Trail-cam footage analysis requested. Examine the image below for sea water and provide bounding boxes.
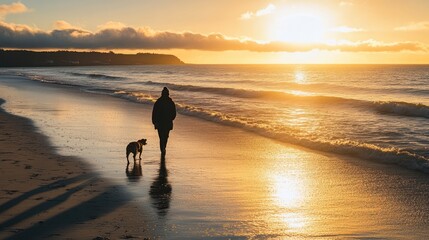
[2,64,429,172]
[2,65,429,238]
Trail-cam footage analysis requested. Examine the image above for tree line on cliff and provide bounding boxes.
[0,49,184,67]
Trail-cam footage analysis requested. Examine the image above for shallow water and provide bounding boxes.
[1,64,429,173]
[1,75,429,239]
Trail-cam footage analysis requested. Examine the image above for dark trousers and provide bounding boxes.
[157,128,170,153]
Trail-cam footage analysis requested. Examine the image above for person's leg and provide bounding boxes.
[157,128,170,154]
[162,130,170,151]
[157,129,164,153]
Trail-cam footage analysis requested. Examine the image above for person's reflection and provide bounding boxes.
[125,160,142,182]
[149,156,172,216]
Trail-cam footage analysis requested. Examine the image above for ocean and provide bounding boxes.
[2,64,428,173]
[2,64,429,238]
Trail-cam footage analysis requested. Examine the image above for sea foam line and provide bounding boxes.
[63,71,126,80]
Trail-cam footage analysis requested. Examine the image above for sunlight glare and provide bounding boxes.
[288,90,312,96]
[294,72,306,83]
[266,152,311,232]
[269,7,328,44]
[281,212,308,229]
[283,108,310,128]
[273,174,303,208]
[275,14,325,43]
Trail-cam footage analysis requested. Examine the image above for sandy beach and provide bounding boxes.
[1,75,429,239]
[0,102,154,239]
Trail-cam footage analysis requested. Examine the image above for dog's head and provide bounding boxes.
[138,139,147,145]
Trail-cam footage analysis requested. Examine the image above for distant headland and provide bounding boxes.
[0,49,185,67]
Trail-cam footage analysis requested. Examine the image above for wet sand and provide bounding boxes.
[0,100,154,239]
[1,75,429,239]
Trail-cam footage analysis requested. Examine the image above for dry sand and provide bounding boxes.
[0,101,152,239]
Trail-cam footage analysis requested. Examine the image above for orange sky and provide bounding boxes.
[1,0,429,64]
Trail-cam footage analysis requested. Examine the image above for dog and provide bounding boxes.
[126,139,147,162]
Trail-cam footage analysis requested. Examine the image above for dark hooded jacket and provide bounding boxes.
[152,94,176,130]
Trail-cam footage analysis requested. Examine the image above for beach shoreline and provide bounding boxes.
[0,99,154,239]
[1,74,429,239]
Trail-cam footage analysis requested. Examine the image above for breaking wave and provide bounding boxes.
[143,81,429,119]
[373,101,429,118]
[112,90,429,174]
[64,71,126,80]
[23,73,429,120]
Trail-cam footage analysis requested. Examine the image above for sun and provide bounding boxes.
[269,10,328,44]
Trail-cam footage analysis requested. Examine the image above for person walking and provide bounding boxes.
[152,87,176,157]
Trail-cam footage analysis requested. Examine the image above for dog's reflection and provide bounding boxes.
[149,156,172,216]
[126,160,142,182]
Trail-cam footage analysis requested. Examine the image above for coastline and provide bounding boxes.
[0,49,185,67]
[1,74,429,238]
[0,99,153,239]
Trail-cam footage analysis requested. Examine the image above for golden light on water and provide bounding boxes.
[266,151,311,232]
[289,90,312,96]
[271,173,310,231]
[294,72,306,83]
[272,174,304,208]
[280,212,308,230]
[284,108,310,128]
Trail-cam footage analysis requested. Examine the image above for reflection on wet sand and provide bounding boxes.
[150,156,172,216]
[265,151,311,234]
[125,160,142,182]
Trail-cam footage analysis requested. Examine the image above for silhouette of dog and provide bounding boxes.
[126,139,147,162]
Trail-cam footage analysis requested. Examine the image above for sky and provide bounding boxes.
[1,0,429,64]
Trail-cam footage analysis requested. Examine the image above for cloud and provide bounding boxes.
[395,22,429,31]
[240,12,253,20]
[325,39,427,52]
[54,20,84,30]
[240,4,276,20]
[331,26,364,33]
[0,21,426,53]
[0,21,37,33]
[52,20,91,37]
[256,3,276,17]
[97,21,127,30]
[0,2,28,19]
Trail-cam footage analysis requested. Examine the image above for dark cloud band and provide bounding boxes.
[0,22,426,52]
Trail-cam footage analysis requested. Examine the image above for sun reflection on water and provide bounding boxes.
[283,108,309,127]
[294,72,306,84]
[273,174,303,209]
[266,152,311,232]
[270,172,310,231]
[281,212,308,229]
[288,90,313,96]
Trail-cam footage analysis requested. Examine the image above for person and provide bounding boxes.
[152,87,176,156]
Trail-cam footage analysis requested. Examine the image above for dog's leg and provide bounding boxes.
[126,151,130,163]
[139,150,142,160]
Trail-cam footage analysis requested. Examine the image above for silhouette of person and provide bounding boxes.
[152,87,176,156]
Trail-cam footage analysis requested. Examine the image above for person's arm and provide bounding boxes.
[152,101,158,129]
[171,101,177,120]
